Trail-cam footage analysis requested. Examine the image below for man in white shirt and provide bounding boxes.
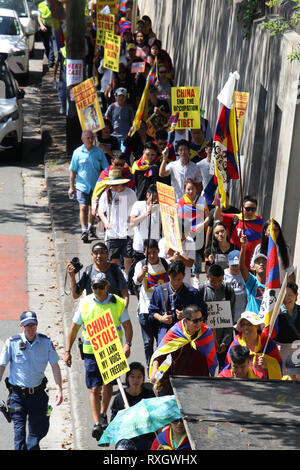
[159,139,203,201]
[98,169,137,275]
[197,140,213,192]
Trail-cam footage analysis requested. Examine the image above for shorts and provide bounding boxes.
[107,237,134,260]
[76,189,93,206]
[83,353,117,388]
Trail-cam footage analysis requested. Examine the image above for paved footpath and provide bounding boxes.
[41,67,146,450]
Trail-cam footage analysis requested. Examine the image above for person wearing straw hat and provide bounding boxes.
[225,311,282,379]
[98,169,137,277]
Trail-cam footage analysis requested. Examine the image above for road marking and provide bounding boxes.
[0,234,28,320]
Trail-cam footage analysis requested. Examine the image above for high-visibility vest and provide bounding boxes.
[60,46,66,65]
[38,1,52,27]
[80,294,126,354]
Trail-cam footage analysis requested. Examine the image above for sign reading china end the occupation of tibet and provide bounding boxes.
[171,86,200,129]
[206,301,233,329]
[85,309,129,385]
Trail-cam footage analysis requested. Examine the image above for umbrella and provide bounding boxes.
[98,395,181,445]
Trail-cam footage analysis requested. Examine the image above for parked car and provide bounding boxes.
[0,0,38,53]
[0,57,25,160]
[0,8,30,82]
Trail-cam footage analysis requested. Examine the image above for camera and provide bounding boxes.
[0,400,11,423]
[70,257,83,274]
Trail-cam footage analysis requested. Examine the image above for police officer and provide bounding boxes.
[64,272,133,441]
[0,311,63,450]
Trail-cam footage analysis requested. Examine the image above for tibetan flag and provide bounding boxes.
[177,194,206,233]
[168,112,179,132]
[212,189,222,207]
[148,57,158,86]
[203,174,218,206]
[131,155,159,177]
[119,18,131,36]
[156,426,191,450]
[146,271,169,291]
[130,59,157,136]
[92,164,135,202]
[149,320,218,381]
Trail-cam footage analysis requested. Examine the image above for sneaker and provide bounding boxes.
[88,226,97,239]
[100,413,108,430]
[92,423,103,441]
[80,231,89,243]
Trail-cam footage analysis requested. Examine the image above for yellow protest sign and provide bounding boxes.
[73,78,105,133]
[171,86,201,129]
[85,309,130,385]
[96,12,115,46]
[234,91,249,139]
[104,32,121,72]
[96,0,118,15]
[157,182,182,253]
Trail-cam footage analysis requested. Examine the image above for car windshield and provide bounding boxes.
[0,16,20,35]
[0,0,27,17]
[0,64,15,99]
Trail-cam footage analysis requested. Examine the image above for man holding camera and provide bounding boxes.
[0,311,63,450]
[64,272,133,442]
[66,242,129,307]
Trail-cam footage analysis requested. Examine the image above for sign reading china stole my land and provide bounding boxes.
[96,12,115,47]
[73,78,105,133]
[85,309,130,385]
[171,86,201,129]
[104,32,121,72]
[157,182,182,254]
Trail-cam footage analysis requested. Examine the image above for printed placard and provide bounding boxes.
[234,91,249,139]
[73,78,105,132]
[96,12,115,47]
[171,86,201,129]
[206,301,233,329]
[66,59,83,87]
[104,32,121,72]
[157,182,182,254]
[131,61,146,74]
[96,0,118,15]
[85,309,130,385]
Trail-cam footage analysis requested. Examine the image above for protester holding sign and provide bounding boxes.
[64,272,133,441]
[199,264,235,369]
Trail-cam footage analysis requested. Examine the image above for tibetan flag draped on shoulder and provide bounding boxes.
[130,59,157,137]
[259,218,288,348]
[213,71,240,208]
[149,320,218,383]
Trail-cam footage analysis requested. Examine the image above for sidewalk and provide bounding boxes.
[41,69,144,450]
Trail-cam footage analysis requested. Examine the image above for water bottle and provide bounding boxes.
[46,405,53,417]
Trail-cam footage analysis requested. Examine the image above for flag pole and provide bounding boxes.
[234,106,246,233]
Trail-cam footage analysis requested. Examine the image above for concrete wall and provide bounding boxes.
[140,0,300,284]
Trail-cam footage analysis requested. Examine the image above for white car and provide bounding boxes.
[0,8,30,81]
[0,0,37,52]
[0,59,24,160]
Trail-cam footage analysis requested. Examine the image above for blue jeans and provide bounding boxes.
[138,313,157,369]
[10,390,50,450]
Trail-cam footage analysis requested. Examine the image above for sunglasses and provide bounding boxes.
[113,162,125,167]
[187,317,202,324]
[244,206,256,212]
[92,283,107,290]
[159,70,167,73]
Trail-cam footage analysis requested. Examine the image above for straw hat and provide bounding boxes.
[234,311,265,332]
[103,169,130,185]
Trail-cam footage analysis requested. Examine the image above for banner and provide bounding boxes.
[234,91,249,139]
[171,86,201,129]
[104,32,121,72]
[96,12,115,47]
[96,0,118,15]
[73,78,105,132]
[157,182,182,253]
[205,301,233,329]
[85,308,130,385]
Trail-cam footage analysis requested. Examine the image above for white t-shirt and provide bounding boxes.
[158,236,195,286]
[130,201,161,253]
[166,160,202,201]
[197,158,212,190]
[98,187,137,239]
[133,259,168,313]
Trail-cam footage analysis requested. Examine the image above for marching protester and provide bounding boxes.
[224,250,248,324]
[0,312,63,450]
[218,345,263,379]
[64,272,133,441]
[68,130,108,243]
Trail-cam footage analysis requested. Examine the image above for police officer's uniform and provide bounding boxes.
[0,312,60,450]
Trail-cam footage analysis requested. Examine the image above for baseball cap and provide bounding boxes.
[234,311,264,332]
[251,252,267,267]
[115,87,127,96]
[227,250,240,266]
[91,272,108,287]
[20,311,38,326]
[285,354,300,376]
[127,43,136,51]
